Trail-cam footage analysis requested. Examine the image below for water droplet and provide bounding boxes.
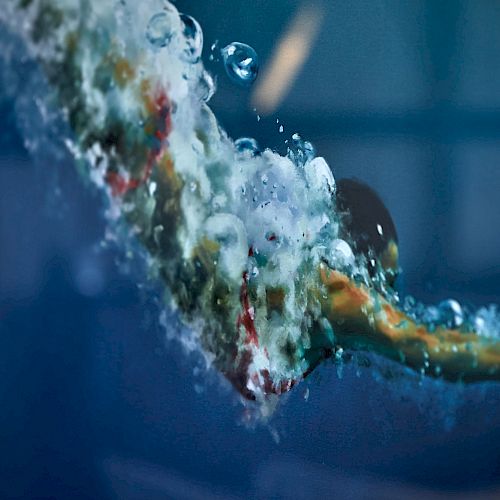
[221,42,259,86]
[146,11,176,48]
[235,137,260,157]
[288,133,315,166]
[179,13,203,63]
[438,299,464,329]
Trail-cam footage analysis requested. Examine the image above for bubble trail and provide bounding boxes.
[0,0,499,414]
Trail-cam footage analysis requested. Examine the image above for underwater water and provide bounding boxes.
[0,0,500,498]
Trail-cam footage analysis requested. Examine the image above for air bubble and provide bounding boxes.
[438,299,464,329]
[235,137,260,157]
[330,239,355,267]
[179,13,203,63]
[146,11,176,48]
[221,42,259,86]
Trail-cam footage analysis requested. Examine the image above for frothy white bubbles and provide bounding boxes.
[288,133,315,166]
[473,305,500,338]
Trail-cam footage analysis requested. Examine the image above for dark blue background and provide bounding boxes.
[1,1,500,498]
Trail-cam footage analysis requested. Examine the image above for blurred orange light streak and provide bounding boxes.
[251,3,323,114]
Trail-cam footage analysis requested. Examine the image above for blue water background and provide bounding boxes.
[1,1,499,498]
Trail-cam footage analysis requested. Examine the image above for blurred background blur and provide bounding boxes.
[1,0,499,498]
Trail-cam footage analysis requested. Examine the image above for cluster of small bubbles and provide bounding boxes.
[179,13,203,63]
[287,133,315,166]
[472,305,499,338]
[473,315,485,334]
[401,295,432,325]
[402,296,425,322]
[402,297,467,332]
[422,305,441,331]
[438,299,464,329]
[146,11,176,48]
[234,137,261,157]
[221,42,259,86]
[403,295,416,310]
